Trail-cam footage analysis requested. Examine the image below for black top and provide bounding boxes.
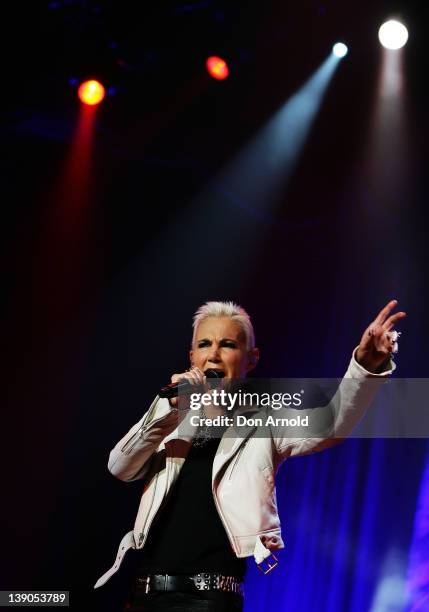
[137,436,247,579]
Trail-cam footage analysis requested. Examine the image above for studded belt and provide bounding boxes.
[136,573,244,596]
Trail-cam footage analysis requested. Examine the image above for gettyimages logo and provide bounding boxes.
[188,388,304,411]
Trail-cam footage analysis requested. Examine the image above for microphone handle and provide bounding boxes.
[159,378,196,399]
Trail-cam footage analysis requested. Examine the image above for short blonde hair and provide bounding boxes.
[192,301,255,349]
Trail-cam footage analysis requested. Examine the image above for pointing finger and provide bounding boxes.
[374,300,398,326]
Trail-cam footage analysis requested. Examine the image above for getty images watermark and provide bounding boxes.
[187,388,307,428]
[175,378,429,439]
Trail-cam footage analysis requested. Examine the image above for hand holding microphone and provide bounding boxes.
[160,367,225,407]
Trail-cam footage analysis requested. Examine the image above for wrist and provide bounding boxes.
[355,349,391,374]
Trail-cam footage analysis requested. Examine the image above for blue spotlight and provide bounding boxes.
[216,52,341,220]
[333,42,348,58]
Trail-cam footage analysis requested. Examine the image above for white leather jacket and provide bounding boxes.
[94,350,394,588]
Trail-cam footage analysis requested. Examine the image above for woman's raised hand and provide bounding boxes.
[355,300,406,373]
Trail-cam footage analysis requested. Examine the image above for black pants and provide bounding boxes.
[123,590,244,612]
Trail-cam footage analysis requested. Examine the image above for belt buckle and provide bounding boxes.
[193,573,212,591]
[257,553,279,575]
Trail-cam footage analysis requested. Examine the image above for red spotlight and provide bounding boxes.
[78,80,106,106]
[206,56,229,80]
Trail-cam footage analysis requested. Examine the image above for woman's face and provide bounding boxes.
[190,316,259,379]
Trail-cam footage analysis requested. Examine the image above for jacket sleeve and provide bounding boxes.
[107,396,179,482]
[273,348,396,459]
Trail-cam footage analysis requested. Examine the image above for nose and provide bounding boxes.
[207,344,222,363]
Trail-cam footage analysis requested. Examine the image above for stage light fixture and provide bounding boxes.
[332,43,348,58]
[206,56,229,80]
[78,80,106,106]
[378,20,409,50]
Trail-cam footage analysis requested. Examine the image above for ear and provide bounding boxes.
[246,347,260,372]
[189,349,194,366]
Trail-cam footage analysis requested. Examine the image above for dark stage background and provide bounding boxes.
[2,1,429,611]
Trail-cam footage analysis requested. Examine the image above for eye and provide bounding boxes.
[197,340,211,348]
[221,340,237,348]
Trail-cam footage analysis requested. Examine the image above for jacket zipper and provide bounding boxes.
[120,411,170,455]
[121,426,147,455]
[136,471,159,546]
[137,456,171,548]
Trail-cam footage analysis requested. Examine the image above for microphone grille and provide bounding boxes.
[205,369,225,379]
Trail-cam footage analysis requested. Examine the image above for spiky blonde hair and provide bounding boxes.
[192,301,255,349]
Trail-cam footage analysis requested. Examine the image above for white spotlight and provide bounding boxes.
[333,42,348,58]
[378,20,409,50]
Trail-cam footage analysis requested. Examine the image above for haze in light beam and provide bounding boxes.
[365,48,413,215]
[216,54,342,219]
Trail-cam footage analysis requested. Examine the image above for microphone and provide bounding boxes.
[159,369,225,399]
